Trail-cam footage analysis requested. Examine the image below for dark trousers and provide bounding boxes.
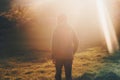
[55,59,73,80]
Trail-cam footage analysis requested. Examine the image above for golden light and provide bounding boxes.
[96,0,119,53]
[13,0,119,52]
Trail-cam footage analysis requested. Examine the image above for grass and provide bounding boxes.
[0,47,112,80]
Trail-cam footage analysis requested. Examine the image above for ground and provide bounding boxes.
[0,47,120,80]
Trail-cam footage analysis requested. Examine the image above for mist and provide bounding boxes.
[1,0,119,52]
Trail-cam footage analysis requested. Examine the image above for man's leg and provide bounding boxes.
[55,60,63,80]
[64,59,73,80]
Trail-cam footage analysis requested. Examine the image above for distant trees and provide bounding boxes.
[107,0,120,44]
[0,2,33,56]
[0,0,13,12]
[0,16,18,56]
[110,0,120,43]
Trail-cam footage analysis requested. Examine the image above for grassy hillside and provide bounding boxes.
[0,47,111,80]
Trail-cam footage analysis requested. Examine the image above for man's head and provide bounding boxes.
[57,14,68,26]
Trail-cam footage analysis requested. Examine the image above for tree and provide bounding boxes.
[0,0,13,12]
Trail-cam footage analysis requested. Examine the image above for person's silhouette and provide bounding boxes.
[52,15,79,80]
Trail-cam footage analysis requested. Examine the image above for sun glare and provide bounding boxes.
[13,0,119,51]
[96,0,119,53]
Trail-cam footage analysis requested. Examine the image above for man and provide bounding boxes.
[52,15,79,80]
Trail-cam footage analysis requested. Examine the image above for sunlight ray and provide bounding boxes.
[97,0,119,53]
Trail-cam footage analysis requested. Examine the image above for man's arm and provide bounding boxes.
[73,32,79,54]
[51,31,56,64]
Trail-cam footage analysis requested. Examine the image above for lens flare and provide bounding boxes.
[97,0,119,53]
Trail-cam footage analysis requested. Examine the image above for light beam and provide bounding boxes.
[97,0,119,53]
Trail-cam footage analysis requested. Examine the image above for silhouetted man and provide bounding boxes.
[52,15,79,80]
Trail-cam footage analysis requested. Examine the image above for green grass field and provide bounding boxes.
[0,47,120,80]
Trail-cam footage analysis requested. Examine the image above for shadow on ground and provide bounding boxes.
[104,51,120,63]
[74,51,120,80]
[75,72,120,80]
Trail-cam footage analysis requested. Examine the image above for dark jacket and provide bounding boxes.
[52,26,79,60]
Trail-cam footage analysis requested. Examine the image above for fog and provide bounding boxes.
[10,0,120,51]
